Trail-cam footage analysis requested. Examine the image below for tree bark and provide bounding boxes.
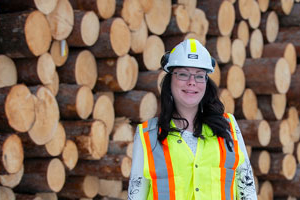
[58,175,99,199]
[0,10,52,58]
[243,57,291,94]
[136,35,165,71]
[57,50,97,90]
[220,64,245,99]
[0,134,24,174]
[134,70,166,97]
[250,150,271,176]
[62,120,108,160]
[46,0,74,40]
[0,84,35,133]
[286,66,300,115]
[259,153,297,181]
[71,0,116,19]
[94,54,138,92]
[68,154,132,180]
[234,88,258,120]
[114,90,157,123]
[108,141,134,158]
[257,94,286,121]
[259,11,279,43]
[0,0,58,15]
[163,5,190,36]
[206,36,231,64]
[267,120,292,148]
[67,10,100,47]
[56,84,94,120]
[236,119,271,147]
[88,17,131,57]
[28,86,60,145]
[197,0,235,36]
[15,52,56,85]
[15,158,65,193]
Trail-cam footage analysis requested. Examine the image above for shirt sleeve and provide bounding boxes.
[232,115,258,200]
[128,126,150,200]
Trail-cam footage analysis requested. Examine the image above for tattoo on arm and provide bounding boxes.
[128,176,143,200]
[236,160,256,200]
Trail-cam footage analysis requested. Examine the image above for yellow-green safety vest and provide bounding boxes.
[138,113,245,200]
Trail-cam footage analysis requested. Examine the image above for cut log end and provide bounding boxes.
[248,0,261,29]
[227,65,245,99]
[97,0,116,19]
[28,86,60,145]
[0,186,15,200]
[258,120,271,146]
[242,89,258,120]
[75,50,97,90]
[90,120,108,159]
[47,0,74,40]
[34,0,58,15]
[237,20,249,47]
[145,0,171,35]
[116,55,138,91]
[45,122,66,157]
[5,84,35,132]
[81,11,100,46]
[93,94,115,135]
[47,158,65,192]
[62,140,78,170]
[219,89,235,114]
[282,154,297,180]
[231,39,246,67]
[250,29,263,59]
[2,134,24,174]
[272,93,286,120]
[121,0,144,31]
[266,11,279,43]
[282,0,294,15]
[130,18,148,54]
[175,5,190,33]
[143,35,165,71]
[25,11,52,56]
[37,53,56,85]
[279,120,292,146]
[121,156,132,178]
[284,43,297,74]
[45,71,59,96]
[217,36,231,63]
[110,18,131,56]
[76,85,94,119]
[258,0,269,12]
[189,8,208,36]
[140,92,157,122]
[50,40,69,67]
[0,55,17,88]
[98,179,122,197]
[218,1,235,36]
[259,150,271,174]
[275,58,291,94]
[0,164,23,188]
[83,175,99,198]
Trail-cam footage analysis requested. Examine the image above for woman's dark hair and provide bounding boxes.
[157,71,233,150]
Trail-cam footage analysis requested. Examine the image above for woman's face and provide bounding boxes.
[171,67,207,111]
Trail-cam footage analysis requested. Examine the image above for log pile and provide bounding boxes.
[0,0,299,199]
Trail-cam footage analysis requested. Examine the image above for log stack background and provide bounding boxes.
[0,0,299,199]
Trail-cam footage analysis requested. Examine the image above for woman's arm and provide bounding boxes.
[128,127,150,200]
[232,115,258,200]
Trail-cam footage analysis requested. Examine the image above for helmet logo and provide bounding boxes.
[188,54,198,59]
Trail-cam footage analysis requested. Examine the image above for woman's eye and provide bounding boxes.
[178,73,188,77]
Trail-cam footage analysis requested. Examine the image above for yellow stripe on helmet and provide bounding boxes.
[190,38,197,53]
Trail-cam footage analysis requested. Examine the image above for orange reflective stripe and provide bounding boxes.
[144,131,158,199]
[218,137,227,200]
[162,139,176,200]
[142,120,148,129]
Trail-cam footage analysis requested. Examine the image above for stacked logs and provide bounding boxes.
[0,0,299,199]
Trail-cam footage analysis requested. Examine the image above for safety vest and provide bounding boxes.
[138,113,245,200]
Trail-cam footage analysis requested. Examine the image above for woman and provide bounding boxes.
[128,39,257,200]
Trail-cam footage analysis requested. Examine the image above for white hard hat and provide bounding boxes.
[162,38,215,73]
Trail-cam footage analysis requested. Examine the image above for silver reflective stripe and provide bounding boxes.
[224,116,237,200]
[143,118,171,200]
